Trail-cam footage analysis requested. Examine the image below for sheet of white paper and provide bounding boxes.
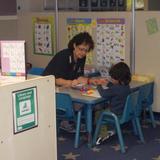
[82,89,101,98]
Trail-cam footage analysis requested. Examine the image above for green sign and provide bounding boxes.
[146,18,159,35]
[12,87,38,133]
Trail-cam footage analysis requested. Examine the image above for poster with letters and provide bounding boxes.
[67,18,93,65]
[96,18,125,77]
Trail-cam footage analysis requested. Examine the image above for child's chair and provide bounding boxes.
[93,91,145,153]
[28,67,44,75]
[132,74,156,128]
[138,82,156,128]
[56,93,83,148]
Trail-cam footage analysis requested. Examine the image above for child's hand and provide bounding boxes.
[90,78,108,85]
[98,78,109,85]
[89,79,100,85]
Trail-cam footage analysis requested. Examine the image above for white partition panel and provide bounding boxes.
[135,11,160,112]
[0,75,57,160]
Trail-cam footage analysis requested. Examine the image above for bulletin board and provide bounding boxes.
[17,11,160,112]
[17,12,131,72]
[96,18,125,76]
[66,18,94,65]
[66,17,126,77]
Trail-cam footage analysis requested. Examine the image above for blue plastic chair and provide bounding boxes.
[93,91,145,153]
[56,93,82,148]
[138,82,156,128]
[28,67,44,75]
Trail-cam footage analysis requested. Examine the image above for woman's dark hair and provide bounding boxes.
[109,62,131,85]
[68,32,94,52]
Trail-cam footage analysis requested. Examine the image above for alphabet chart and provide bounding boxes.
[67,18,93,65]
[96,18,125,77]
[0,41,26,76]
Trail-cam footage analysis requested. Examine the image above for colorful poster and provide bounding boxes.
[0,41,26,76]
[32,16,55,56]
[67,18,93,65]
[12,87,38,133]
[96,18,125,77]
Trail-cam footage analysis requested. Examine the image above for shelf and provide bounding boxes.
[0,15,18,20]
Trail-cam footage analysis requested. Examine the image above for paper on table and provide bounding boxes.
[81,89,101,98]
[72,83,86,90]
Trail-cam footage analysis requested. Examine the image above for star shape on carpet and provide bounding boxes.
[154,138,160,143]
[155,121,160,125]
[123,129,132,134]
[137,139,143,144]
[91,147,101,152]
[111,144,128,151]
[81,135,88,141]
[58,136,66,141]
[62,152,80,160]
[152,155,160,160]
[142,124,149,129]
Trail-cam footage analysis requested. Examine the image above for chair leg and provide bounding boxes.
[132,119,138,135]
[56,119,61,134]
[148,106,156,128]
[114,119,125,153]
[93,115,103,145]
[74,111,82,148]
[135,117,145,143]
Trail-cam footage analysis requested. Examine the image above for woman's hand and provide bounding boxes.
[89,78,108,85]
[56,78,81,88]
[71,79,79,87]
[77,77,88,85]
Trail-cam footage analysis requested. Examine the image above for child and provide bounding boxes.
[95,62,131,145]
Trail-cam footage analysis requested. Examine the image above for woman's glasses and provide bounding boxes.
[77,46,89,53]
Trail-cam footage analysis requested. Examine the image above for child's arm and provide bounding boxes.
[97,85,113,100]
[89,78,109,85]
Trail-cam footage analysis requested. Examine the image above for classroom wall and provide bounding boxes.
[58,11,131,68]
[2,11,160,112]
[17,11,131,68]
[0,17,17,40]
[17,11,160,112]
[17,12,56,67]
[17,0,44,13]
[135,11,160,112]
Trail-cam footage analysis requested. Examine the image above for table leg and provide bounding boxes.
[85,104,93,148]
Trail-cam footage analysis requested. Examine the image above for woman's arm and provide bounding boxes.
[56,78,79,87]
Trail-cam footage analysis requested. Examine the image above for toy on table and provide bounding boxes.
[80,85,95,95]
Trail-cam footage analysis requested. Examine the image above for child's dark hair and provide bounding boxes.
[68,32,94,52]
[109,62,131,85]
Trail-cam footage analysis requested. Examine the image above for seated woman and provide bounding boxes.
[43,32,105,132]
[43,31,105,87]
